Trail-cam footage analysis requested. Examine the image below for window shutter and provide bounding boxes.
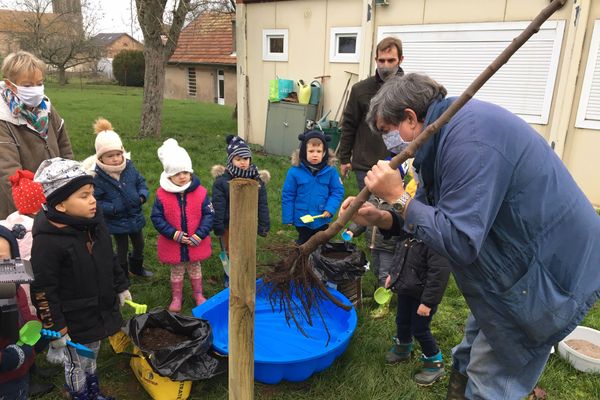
[378,21,565,124]
[576,20,600,129]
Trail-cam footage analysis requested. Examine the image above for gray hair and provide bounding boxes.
[367,73,447,133]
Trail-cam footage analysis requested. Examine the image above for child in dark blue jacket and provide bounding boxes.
[91,118,153,278]
[282,130,345,244]
[211,135,270,286]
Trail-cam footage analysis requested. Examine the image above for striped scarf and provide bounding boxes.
[1,87,49,138]
[227,163,260,180]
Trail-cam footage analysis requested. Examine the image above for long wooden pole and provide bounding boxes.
[228,178,259,400]
[297,0,568,257]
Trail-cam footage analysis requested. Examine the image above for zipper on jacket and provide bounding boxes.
[390,240,412,289]
[179,192,189,260]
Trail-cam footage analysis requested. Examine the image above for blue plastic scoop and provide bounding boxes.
[41,329,95,359]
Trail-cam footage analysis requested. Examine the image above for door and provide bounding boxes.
[217,69,225,105]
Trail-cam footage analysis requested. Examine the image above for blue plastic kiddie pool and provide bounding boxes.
[192,281,357,384]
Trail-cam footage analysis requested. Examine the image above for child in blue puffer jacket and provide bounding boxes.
[91,118,153,278]
[282,130,345,244]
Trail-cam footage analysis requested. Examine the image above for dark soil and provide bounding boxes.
[140,327,189,350]
[322,251,350,260]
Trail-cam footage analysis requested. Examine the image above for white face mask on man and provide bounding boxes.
[382,129,412,154]
[11,83,45,108]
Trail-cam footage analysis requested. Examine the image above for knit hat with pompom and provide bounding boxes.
[94,118,124,158]
[9,169,45,215]
[157,138,193,177]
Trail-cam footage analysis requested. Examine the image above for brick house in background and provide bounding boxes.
[0,0,83,60]
[165,12,236,106]
[92,33,144,79]
[0,10,31,58]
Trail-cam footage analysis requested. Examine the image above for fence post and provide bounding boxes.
[228,178,258,400]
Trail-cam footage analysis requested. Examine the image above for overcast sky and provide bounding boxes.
[94,0,142,40]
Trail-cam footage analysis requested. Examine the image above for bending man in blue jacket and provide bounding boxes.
[340,73,600,400]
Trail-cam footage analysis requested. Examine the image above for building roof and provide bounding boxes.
[169,12,236,66]
[92,32,142,48]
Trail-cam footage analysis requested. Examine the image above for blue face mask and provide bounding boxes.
[381,129,411,154]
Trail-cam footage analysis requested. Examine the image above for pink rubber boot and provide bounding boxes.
[168,280,183,312]
[190,277,207,306]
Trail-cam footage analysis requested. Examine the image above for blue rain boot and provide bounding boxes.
[85,373,114,400]
[385,337,413,364]
[414,351,445,386]
[65,384,88,400]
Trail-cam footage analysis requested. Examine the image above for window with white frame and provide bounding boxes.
[330,27,361,63]
[576,20,600,130]
[377,21,565,124]
[263,29,288,62]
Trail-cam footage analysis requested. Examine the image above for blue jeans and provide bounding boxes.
[371,249,395,287]
[396,294,439,357]
[452,314,551,400]
[354,170,367,191]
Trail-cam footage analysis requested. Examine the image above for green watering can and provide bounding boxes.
[374,287,392,305]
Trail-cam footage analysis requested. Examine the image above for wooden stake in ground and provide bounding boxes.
[264,0,568,331]
[228,179,259,400]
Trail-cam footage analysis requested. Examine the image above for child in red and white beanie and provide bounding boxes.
[0,169,46,321]
[0,169,45,260]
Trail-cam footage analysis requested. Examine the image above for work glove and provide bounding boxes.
[118,290,132,307]
[47,333,70,365]
[188,234,202,247]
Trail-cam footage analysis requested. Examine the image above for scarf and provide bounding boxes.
[226,163,260,180]
[159,172,191,193]
[299,142,329,175]
[412,96,457,206]
[1,86,49,138]
[96,158,127,181]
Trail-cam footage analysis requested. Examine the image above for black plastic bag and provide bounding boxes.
[310,241,367,284]
[123,309,224,381]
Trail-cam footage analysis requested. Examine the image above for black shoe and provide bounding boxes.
[29,381,54,397]
[128,255,154,277]
[130,268,154,277]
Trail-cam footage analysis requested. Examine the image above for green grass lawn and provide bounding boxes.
[36,82,600,399]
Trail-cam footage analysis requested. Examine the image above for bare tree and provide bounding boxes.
[134,0,234,138]
[13,0,102,85]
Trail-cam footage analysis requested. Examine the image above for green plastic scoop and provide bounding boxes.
[300,213,327,224]
[374,287,392,305]
[17,320,42,346]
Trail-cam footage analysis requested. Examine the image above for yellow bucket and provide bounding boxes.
[130,346,192,400]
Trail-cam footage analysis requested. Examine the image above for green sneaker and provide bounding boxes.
[385,337,413,364]
[414,351,445,386]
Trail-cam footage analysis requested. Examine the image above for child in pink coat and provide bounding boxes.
[150,139,214,312]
